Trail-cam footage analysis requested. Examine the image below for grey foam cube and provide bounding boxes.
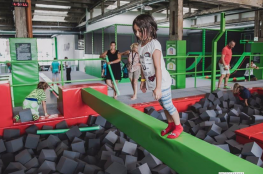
[140,154,162,169]
[190,124,200,135]
[199,107,207,114]
[204,135,216,144]
[214,134,227,144]
[207,124,222,137]
[195,130,206,140]
[83,155,97,165]
[212,98,221,106]
[206,93,215,102]
[216,144,230,152]
[3,129,20,140]
[88,115,97,126]
[85,132,96,139]
[190,103,202,112]
[25,134,40,149]
[56,156,78,174]
[46,135,61,149]
[252,115,263,124]
[226,139,243,154]
[158,110,167,121]
[229,116,240,125]
[131,163,151,174]
[25,168,37,174]
[24,157,39,170]
[246,156,263,166]
[241,142,263,158]
[144,106,155,113]
[56,120,68,129]
[209,117,221,124]
[25,125,38,134]
[185,111,198,119]
[185,120,196,128]
[122,141,137,156]
[0,139,6,153]
[147,108,161,119]
[218,113,228,122]
[199,121,215,128]
[221,101,228,108]
[212,89,223,99]
[200,110,216,121]
[15,149,32,165]
[223,130,236,139]
[5,136,24,153]
[215,122,229,131]
[244,107,254,116]
[55,142,69,156]
[103,131,118,145]
[19,108,33,123]
[84,164,101,174]
[152,164,171,174]
[105,162,127,174]
[5,162,26,173]
[240,112,251,120]
[1,153,14,167]
[88,139,101,149]
[125,155,137,171]
[114,143,124,151]
[63,150,80,160]
[66,126,82,141]
[101,151,116,160]
[228,101,235,108]
[74,159,87,174]
[229,108,239,116]
[9,170,25,174]
[39,149,57,164]
[38,160,56,174]
[71,141,85,154]
[104,155,124,170]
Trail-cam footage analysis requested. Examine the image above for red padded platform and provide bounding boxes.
[57,83,107,119]
[0,81,13,128]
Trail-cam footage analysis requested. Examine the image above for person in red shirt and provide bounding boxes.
[217,40,235,89]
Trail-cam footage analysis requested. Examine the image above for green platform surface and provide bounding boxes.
[82,88,263,174]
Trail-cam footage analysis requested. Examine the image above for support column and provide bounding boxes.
[254,10,263,42]
[14,0,27,38]
[101,1,104,15]
[26,0,33,38]
[117,0,120,8]
[169,0,183,40]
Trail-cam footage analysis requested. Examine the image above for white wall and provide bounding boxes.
[56,35,76,60]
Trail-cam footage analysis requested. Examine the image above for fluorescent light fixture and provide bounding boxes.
[144,5,152,11]
[36,4,71,9]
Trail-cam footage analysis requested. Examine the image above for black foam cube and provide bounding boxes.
[40,125,53,138]
[0,139,6,153]
[74,159,86,174]
[1,153,14,167]
[19,109,33,123]
[212,89,223,98]
[223,130,236,139]
[216,144,230,152]
[215,122,228,131]
[240,112,251,120]
[25,168,37,174]
[190,124,200,135]
[57,156,78,174]
[5,136,24,153]
[185,111,198,119]
[66,126,82,141]
[195,130,206,140]
[218,113,228,122]
[144,106,155,113]
[228,101,235,108]
[85,132,96,139]
[3,129,20,140]
[105,162,127,174]
[84,164,101,174]
[207,124,222,137]
[71,141,85,154]
[206,93,215,102]
[212,99,221,106]
[229,109,239,116]
[199,107,207,114]
[25,125,38,134]
[226,139,243,154]
[63,150,80,160]
[101,151,115,161]
[88,115,97,126]
[190,103,202,112]
[5,162,26,174]
[185,120,195,128]
[15,149,32,165]
[244,107,254,116]
[95,116,107,127]
[104,155,124,170]
[199,121,215,128]
[114,143,124,151]
[229,116,240,125]
[25,134,39,149]
[55,142,69,156]
[131,163,151,174]
[9,170,25,174]
[140,154,162,169]
[103,131,118,145]
[241,142,263,158]
[46,135,61,149]
[204,135,216,144]
[88,139,100,150]
[147,108,161,119]
[252,115,263,124]
[78,123,89,128]
[56,120,68,129]
[24,157,39,170]
[36,140,48,151]
[246,156,263,166]
[83,155,97,165]
[122,141,137,156]
[125,155,137,171]
[214,134,227,144]
[200,110,216,121]
[152,164,171,174]
[39,149,57,164]
[38,160,56,174]
[209,117,221,124]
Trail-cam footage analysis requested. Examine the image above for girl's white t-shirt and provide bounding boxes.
[138,39,171,90]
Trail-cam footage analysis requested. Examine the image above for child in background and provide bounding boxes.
[233,83,251,106]
[133,14,183,139]
[14,82,49,122]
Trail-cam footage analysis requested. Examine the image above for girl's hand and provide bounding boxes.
[153,88,162,100]
[140,81,147,93]
[107,62,111,65]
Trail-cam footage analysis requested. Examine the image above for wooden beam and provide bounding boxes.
[191,17,255,28]
[254,11,260,38]
[117,0,120,8]
[14,0,27,37]
[189,0,263,8]
[31,0,89,8]
[169,0,183,40]
[184,6,239,18]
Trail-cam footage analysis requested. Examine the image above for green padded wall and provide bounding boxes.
[251,42,263,80]
[85,60,102,78]
[10,38,39,107]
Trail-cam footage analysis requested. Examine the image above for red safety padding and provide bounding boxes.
[0,81,13,128]
[57,83,107,119]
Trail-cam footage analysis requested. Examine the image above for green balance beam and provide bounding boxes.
[81,88,263,174]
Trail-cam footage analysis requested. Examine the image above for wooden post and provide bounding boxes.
[169,0,183,40]
[101,1,104,15]
[26,0,33,38]
[14,0,27,38]
[90,9,93,19]
[117,0,120,8]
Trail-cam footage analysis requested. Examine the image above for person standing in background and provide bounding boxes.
[50,58,60,85]
[244,60,258,81]
[64,57,71,83]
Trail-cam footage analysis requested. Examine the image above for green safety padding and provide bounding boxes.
[251,42,263,80]
[10,38,39,107]
[81,88,263,174]
[85,59,101,78]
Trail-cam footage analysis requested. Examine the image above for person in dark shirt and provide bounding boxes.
[233,83,251,106]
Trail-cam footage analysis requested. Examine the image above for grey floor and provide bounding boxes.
[13,70,263,116]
